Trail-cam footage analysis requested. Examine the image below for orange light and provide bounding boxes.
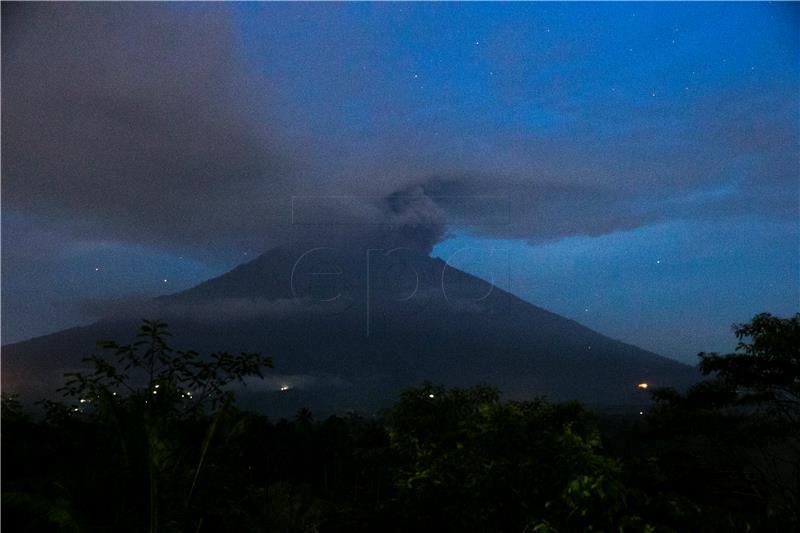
[638,382,649,389]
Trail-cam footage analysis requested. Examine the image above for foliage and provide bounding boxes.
[649,313,800,529]
[60,319,272,417]
[19,319,272,533]
[3,313,799,532]
[387,384,608,531]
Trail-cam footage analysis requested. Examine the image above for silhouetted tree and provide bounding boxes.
[57,319,273,533]
[650,313,800,528]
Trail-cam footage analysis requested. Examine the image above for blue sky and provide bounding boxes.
[3,3,798,362]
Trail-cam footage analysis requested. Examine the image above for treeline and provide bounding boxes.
[2,314,798,532]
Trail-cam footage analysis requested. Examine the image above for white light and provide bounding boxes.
[154,384,160,389]
[428,393,435,399]
[639,411,644,415]
[153,390,157,395]
[280,385,290,391]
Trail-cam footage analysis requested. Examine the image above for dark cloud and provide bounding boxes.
[3,4,292,251]
[2,3,797,258]
[1,4,449,256]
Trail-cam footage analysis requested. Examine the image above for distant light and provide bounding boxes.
[638,382,649,389]
[428,393,435,399]
[154,384,160,389]
[280,385,290,391]
[153,390,157,395]
[639,411,644,415]
[163,279,168,283]
[79,398,88,404]
[112,392,117,396]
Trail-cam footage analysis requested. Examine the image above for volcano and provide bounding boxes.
[2,245,697,413]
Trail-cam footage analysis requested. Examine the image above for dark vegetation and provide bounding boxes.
[2,314,798,532]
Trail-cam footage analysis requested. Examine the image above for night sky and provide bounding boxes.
[2,3,798,363]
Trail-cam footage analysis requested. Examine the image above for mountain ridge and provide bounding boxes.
[2,246,698,412]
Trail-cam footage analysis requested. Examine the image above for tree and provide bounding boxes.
[650,313,800,528]
[56,319,273,533]
[386,384,611,531]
